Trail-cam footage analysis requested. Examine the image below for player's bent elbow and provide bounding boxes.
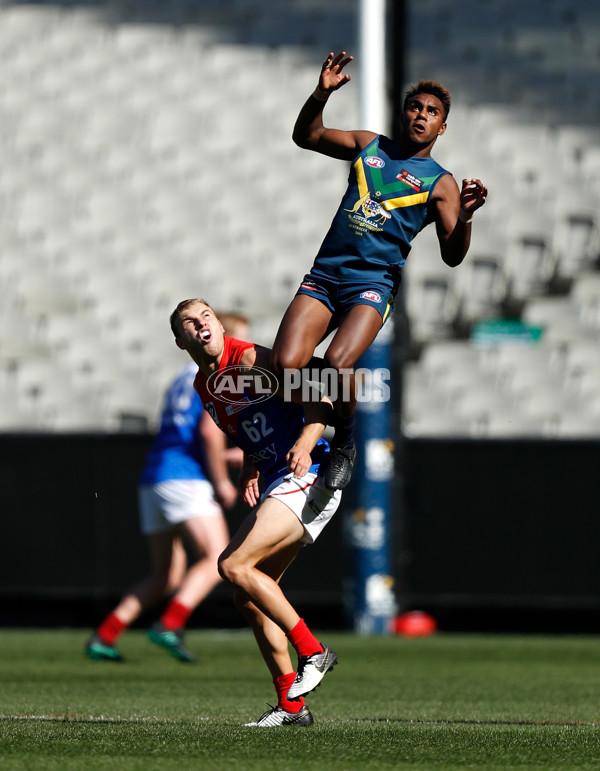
[441,251,467,268]
[292,128,313,149]
[292,132,308,149]
[292,126,322,151]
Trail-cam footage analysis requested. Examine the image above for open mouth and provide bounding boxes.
[200,329,212,342]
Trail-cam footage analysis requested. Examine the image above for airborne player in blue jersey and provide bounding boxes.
[270,51,488,490]
[170,298,341,728]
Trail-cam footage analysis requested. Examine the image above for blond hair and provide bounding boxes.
[169,298,213,336]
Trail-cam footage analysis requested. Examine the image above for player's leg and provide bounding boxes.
[148,492,230,662]
[269,294,333,373]
[234,542,303,679]
[174,512,230,608]
[219,496,333,686]
[234,542,314,727]
[321,303,384,489]
[325,302,384,376]
[218,496,306,632]
[86,533,185,661]
[121,532,187,620]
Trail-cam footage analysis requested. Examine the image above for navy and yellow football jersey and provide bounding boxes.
[311,134,451,283]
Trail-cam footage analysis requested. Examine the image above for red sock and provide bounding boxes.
[274,672,305,713]
[286,618,322,658]
[97,613,127,645]
[160,599,192,631]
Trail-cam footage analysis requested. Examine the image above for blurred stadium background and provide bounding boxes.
[1,0,600,630]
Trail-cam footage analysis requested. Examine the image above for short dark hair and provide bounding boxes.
[403,80,451,121]
[170,298,213,337]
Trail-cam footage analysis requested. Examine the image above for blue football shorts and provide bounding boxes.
[295,271,397,324]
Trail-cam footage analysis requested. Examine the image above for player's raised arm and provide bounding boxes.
[292,50,376,161]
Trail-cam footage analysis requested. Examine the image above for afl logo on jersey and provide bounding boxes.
[360,290,382,303]
[365,156,385,168]
[207,365,278,405]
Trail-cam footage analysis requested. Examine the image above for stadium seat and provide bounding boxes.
[420,340,483,375]
[454,250,508,325]
[554,411,600,439]
[488,344,564,393]
[13,190,74,243]
[0,399,46,431]
[402,406,473,438]
[552,199,600,281]
[14,272,80,317]
[503,209,557,304]
[404,232,461,345]
[481,409,550,438]
[570,271,600,332]
[453,387,512,429]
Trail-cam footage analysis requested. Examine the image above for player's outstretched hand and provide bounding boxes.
[319,51,353,94]
[460,178,487,215]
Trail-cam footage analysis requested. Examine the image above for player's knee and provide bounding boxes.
[324,349,355,374]
[217,554,229,583]
[270,348,303,375]
[217,553,242,586]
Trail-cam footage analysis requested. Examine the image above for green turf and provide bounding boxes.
[0,629,599,769]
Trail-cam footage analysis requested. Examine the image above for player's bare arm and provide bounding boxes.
[286,383,334,477]
[239,345,259,369]
[431,175,488,267]
[292,50,376,161]
[198,410,238,509]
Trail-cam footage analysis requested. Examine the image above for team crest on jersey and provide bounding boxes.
[360,290,382,303]
[365,156,385,168]
[396,169,423,191]
[345,193,392,226]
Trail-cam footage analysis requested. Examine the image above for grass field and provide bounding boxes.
[0,629,599,769]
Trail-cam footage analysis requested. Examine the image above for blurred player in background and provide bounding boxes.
[270,50,488,490]
[215,311,249,342]
[86,312,249,663]
[171,298,341,727]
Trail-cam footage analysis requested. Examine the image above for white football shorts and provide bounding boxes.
[139,479,223,535]
[262,472,342,544]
